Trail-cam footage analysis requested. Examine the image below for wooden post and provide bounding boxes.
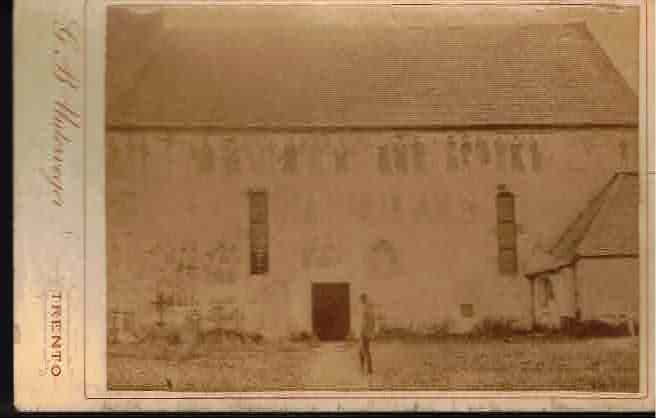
[152,291,171,327]
[572,264,581,321]
[529,278,536,331]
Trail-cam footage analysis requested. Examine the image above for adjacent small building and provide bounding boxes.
[525,172,640,330]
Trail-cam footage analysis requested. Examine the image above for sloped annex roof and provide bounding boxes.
[106,14,638,128]
[526,172,639,277]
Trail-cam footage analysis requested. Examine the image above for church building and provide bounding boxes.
[106,13,639,340]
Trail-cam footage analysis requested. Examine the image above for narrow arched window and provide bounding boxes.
[496,185,517,275]
[249,189,269,275]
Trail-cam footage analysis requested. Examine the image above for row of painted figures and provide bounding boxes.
[109,239,242,285]
[110,232,402,289]
[109,186,489,226]
[108,136,546,177]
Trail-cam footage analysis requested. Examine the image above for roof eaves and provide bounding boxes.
[548,172,623,260]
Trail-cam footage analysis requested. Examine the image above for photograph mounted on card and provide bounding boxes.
[13,0,655,412]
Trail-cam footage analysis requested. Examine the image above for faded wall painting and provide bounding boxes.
[106,4,641,392]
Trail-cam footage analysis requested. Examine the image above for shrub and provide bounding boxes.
[376,325,417,339]
[289,331,314,342]
[472,317,520,337]
[572,319,639,338]
[424,318,453,337]
[375,319,453,339]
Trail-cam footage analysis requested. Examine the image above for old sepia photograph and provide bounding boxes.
[105,3,642,393]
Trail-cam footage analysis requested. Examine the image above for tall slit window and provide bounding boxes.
[496,185,517,275]
[249,189,269,275]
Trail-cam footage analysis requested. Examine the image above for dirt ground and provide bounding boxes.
[107,336,640,393]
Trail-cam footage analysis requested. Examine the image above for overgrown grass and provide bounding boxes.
[108,335,639,392]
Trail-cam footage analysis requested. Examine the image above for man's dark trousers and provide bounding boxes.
[359,336,373,374]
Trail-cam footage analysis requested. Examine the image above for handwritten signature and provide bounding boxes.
[43,19,82,208]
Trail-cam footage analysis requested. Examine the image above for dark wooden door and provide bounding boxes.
[312,283,350,341]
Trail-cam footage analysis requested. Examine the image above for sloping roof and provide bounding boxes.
[106,18,638,128]
[527,172,639,276]
[525,248,571,277]
[576,172,640,257]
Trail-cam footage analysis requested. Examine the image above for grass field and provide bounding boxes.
[107,336,640,393]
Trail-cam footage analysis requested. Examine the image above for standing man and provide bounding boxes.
[359,293,375,375]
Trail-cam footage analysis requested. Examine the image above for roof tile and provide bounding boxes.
[106,19,638,128]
